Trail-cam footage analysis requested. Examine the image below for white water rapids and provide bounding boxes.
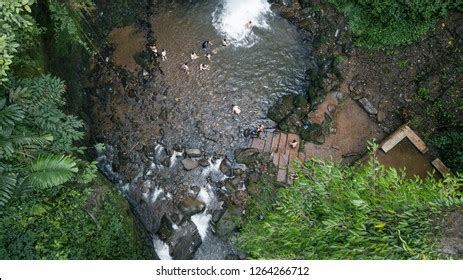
[212,0,272,47]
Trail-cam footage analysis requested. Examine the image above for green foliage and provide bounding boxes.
[0,0,38,82]
[328,0,463,49]
[0,74,87,209]
[238,153,463,259]
[0,174,151,259]
[430,132,463,173]
[47,0,93,54]
[28,155,78,188]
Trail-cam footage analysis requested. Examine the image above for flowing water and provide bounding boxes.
[99,0,312,260]
[152,0,310,154]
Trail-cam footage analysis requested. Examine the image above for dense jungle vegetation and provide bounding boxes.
[328,0,463,49]
[239,150,463,259]
[0,0,150,259]
[1,0,462,260]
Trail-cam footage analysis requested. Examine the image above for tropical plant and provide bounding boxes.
[328,0,463,49]
[238,150,463,259]
[0,0,38,82]
[0,75,86,209]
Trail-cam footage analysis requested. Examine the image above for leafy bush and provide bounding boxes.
[328,0,463,49]
[431,132,463,173]
[238,153,463,259]
[0,174,151,259]
[0,0,39,82]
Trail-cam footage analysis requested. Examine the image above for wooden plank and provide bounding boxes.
[277,168,287,183]
[270,133,280,153]
[432,158,451,176]
[278,133,288,155]
[278,152,290,170]
[263,132,274,153]
[381,130,406,153]
[251,138,265,151]
[403,126,428,154]
[298,152,306,162]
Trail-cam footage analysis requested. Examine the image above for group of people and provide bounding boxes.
[149,37,231,75]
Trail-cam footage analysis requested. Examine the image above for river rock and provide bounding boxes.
[377,111,386,123]
[358,98,378,115]
[234,148,259,164]
[214,206,242,238]
[178,196,206,217]
[198,158,210,167]
[167,220,202,260]
[185,148,202,158]
[189,185,201,197]
[220,158,233,176]
[181,159,199,170]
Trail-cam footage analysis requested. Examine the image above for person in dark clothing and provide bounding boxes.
[202,40,213,50]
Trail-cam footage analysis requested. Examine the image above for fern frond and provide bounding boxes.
[27,154,78,188]
[0,164,17,208]
[0,99,25,128]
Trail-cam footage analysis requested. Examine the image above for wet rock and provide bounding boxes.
[161,157,171,167]
[159,109,168,121]
[178,196,206,217]
[189,185,201,197]
[377,111,386,123]
[314,133,325,145]
[358,98,378,115]
[173,144,183,152]
[185,148,202,158]
[214,206,242,238]
[181,159,199,171]
[211,206,226,224]
[198,158,210,167]
[234,148,260,164]
[127,89,137,98]
[167,220,202,260]
[219,158,233,176]
[233,167,245,176]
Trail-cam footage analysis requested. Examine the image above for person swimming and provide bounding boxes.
[221,38,229,47]
[190,52,199,60]
[232,105,241,115]
[148,44,158,56]
[202,40,213,50]
[161,49,167,61]
[181,62,190,74]
[246,20,254,30]
[205,53,211,60]
[199,63,210,71]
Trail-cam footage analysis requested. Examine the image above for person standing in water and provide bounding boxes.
[205,53,212,61]
[161,49,167,61]
[181,62,189,74]
[221,38,229,47]
[246,20,254,30]
[190,52,199,60]
[199,63,210,71]
[202,40,213,50]
[148,44,158,57]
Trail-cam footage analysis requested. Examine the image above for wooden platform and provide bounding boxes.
[248,131,302,184]
[381,124,428,154]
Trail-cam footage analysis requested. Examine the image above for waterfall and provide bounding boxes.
[212,0,272,47]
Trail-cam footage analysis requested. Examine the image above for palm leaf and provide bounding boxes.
[0,99,25,128]
[28,154,78,188]
[0,164,17,208]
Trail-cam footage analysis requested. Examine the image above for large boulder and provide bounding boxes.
[167,220,202,260]
[234,148,260,164]
[220,158,233,176]
[181,159,199,171]
[185,148,202,158]
[178,196,206,217]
